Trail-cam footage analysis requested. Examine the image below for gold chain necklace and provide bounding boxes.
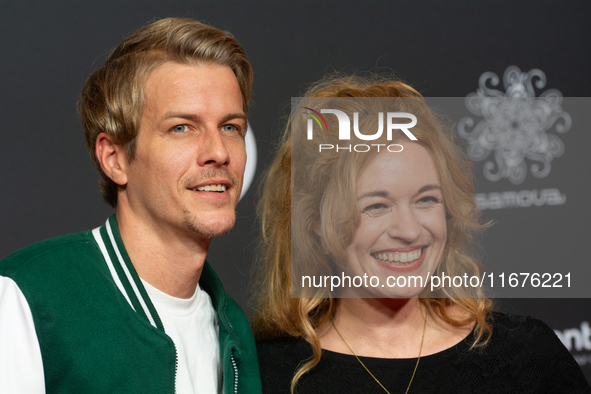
[330,308,427,394]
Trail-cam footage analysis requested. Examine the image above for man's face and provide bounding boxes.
[123,61,247,241]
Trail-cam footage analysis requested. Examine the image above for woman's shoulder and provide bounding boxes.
[481,311,571,360]
[486,311,564,347]
[470,311,590,392]
[256,335,311,359]
[256,336,313,393]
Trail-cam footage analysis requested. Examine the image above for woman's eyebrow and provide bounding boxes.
[418,184,442,193]
[358,185,441,200]
[358,190,389,200]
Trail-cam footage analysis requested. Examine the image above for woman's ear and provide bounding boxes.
[314,226,321,237]
[95,132,128,186]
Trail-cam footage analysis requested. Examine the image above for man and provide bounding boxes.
[0,18,261,393]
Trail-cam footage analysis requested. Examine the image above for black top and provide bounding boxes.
[257,313,590,393]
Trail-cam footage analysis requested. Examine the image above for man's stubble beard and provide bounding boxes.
[180,167,242,239]
[182,209,236,240]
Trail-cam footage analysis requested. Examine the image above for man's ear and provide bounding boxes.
[96,132,128,186]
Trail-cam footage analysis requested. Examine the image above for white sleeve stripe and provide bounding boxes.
[92,227,135,311]
[0,276,46,393]
[105,220,157,328]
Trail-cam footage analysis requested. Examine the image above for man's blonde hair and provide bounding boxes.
[78,17,253,207]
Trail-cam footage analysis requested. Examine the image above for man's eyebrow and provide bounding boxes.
[220,112,248,123]
[162,112,247,123]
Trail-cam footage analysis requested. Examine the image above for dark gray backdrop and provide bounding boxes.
[1,0,590,381]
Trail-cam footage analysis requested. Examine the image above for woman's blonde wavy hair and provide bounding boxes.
[252,74,493,393]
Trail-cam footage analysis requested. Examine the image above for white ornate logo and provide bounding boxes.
[458,66,571,184]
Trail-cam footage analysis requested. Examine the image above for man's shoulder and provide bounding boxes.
[0,230,99,280]
[199,261,250,326]
[200,262,262,393]
[200,261,255,346]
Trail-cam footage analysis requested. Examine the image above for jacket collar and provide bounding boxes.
[92,215,165,331]
[92,215,242,356]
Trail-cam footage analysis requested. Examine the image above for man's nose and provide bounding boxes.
[198,128,230,166]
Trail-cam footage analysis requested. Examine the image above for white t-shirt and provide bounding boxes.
[142,280,221,394]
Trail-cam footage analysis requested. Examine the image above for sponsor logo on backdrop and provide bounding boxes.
[555,322,591,366]
[303,107,416,152]
[458,66,570,209]
[239,124,257,201]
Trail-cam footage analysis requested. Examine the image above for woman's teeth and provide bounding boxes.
[372,249,423,265]
[195,184,226,192]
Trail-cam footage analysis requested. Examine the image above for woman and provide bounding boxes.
[252,75,589,393]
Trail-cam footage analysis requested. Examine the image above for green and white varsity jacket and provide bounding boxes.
[0,215,262,394]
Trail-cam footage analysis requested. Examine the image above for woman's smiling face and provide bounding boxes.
[338,142,447,298]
